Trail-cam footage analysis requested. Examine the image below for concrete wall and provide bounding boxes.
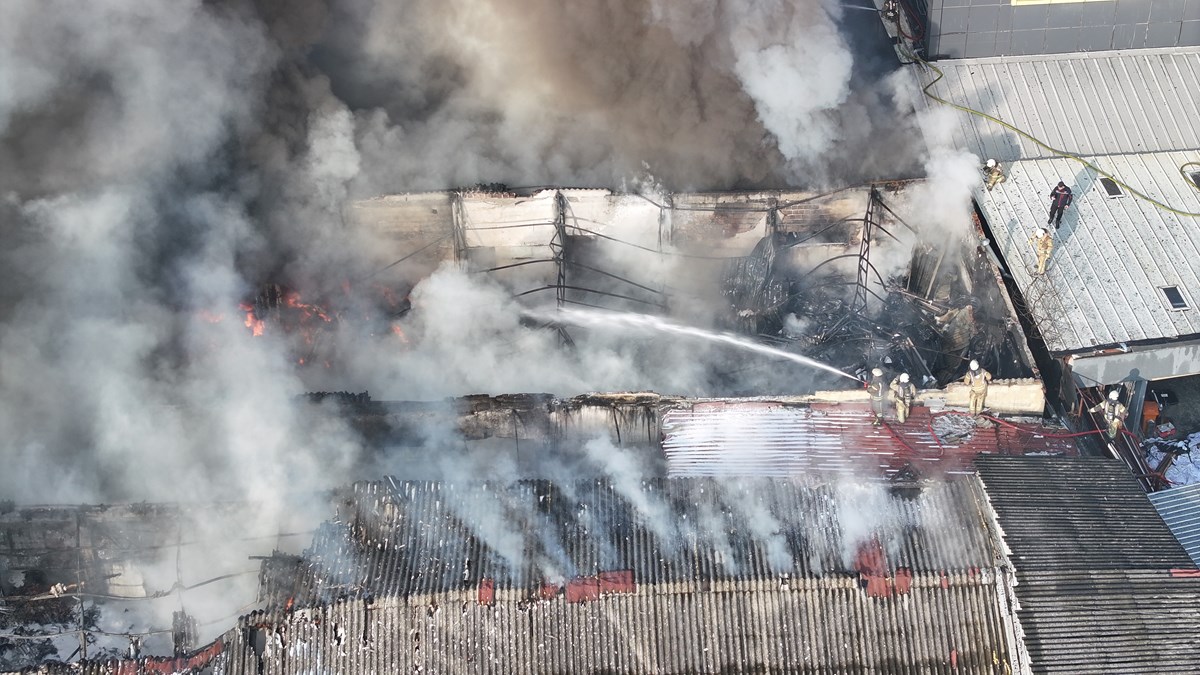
[797,378,1046,414]
[925,0,1200,59]
[1068,338,1200,384]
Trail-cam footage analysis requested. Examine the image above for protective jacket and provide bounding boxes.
[1050,184,1073,208]
[964,369,992,392]
[867,376,887,400]
[890,379,916,404]
[1091,399,1127,422]
[1033,234,1053,257]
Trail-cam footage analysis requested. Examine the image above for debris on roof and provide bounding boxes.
[258,476,1002,608]
[661,400,1076,479]
[978,155,1200,356]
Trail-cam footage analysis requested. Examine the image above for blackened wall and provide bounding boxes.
[924,0,1200,59]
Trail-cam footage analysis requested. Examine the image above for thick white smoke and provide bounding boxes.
[727,0,854,162]
[0,0,939,665]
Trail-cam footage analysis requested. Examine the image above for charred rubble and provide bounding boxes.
[717,188,1032,390]
[216,184,1035,399]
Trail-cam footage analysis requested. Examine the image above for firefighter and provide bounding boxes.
[890,372,917,423]
[1029,227,1053,275]
[1048,181,1073,229]
[1089,390,1127,439]
[867,367,887,426]
[963,360,992,416]
[983,159,1006,191]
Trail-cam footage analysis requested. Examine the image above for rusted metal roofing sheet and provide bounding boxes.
[661,400,1076,479]
[978,153,1200,354]
[913,47,1200,163]
[1149,482,1200,567]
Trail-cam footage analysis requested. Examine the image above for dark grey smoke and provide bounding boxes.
[0,4,962,667]
[0,0,924,506]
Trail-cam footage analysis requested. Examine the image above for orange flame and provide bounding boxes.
[238,303,264,337]
[284,292,332,323]
[391,324,409,344]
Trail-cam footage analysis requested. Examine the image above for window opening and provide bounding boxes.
[1162,286,1188,310]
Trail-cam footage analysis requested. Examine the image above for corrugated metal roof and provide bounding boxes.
[259,476,1002,610]
[1012,569,1200,674]
[661,400,1077,478]
[915,48,1200,163]
[207,572,1021,675]
[978,153,1200,353]
[1150,482,1200,566]
[976,456,1200,674]
[976,455,1194,571]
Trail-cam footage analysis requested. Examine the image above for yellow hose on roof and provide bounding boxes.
[902,45,1200,217]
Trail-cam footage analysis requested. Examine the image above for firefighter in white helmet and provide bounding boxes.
[1088,389,1127,439]
[983,159,1006,191]
[963,360,992,415]
[867,367,887,426]
[1029,227,1053,275]
[890,372,917,423]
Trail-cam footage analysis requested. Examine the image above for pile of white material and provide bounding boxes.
[1144,431,1200,486]
[930,414,978,445]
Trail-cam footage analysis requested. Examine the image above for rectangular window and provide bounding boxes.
[1100,177,1123,197]
[1163,286,1188,310]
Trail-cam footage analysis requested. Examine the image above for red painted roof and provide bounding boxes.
[661,400,1078,479]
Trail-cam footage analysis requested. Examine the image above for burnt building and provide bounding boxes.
[25,456,1200,675]
[876,0,1200,488]
[340,183,1044,395]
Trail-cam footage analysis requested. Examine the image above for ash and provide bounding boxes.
[930,414,982,445]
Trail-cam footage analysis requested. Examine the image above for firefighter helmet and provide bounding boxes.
[872,368,883,377]
[986,159,997,168]
[900,373,910,383]
[969,360,979,371]
[1109,390,1119,401]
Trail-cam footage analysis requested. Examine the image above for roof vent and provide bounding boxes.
[1163,286,1188,310]
[1099,177,1123,197]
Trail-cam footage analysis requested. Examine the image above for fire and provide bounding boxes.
[285,291,332,323]
[238,303,265,337]
[376,284,404,310]
[391,324,409,344]
[196,309,225,324]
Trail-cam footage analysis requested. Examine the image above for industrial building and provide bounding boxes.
[873,0,1200,488]
[15,455,1200,674]
[10,3,1200,674]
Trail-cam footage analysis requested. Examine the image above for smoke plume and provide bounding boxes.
[0,0,947,663]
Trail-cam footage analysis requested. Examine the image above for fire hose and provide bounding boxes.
[878,407,1110,461]
[895,36,1200,216]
